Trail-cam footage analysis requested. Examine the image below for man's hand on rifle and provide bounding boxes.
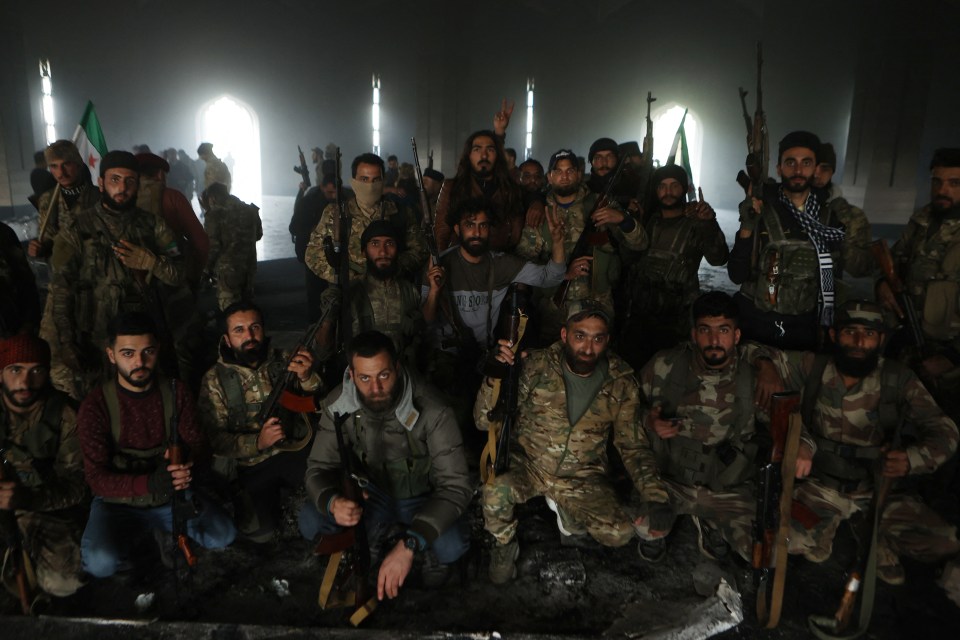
[377,540,414,600]
[591,206,625,227]
[493,98,515,136]
[426,264,445,294]
[489,338,528,368]
[27,238,48,258]
[565,256,593,281]
[287,348,314,382]
[795,442,813,479]
[330,495,363,527]
[0,479,25,510]
[738,197,762,238]
[882,448,911,478]
[648,405,681,440]
[875,280,904,319]
[162,449,193,492]
[753,358,785,410]
[114,239,157,271]
[257,417,286,451]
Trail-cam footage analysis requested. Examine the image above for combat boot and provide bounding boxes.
[637,537,667,563]
[488,539,519,585]
[693,516,729,561]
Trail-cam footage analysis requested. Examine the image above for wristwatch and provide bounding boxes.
[403,535,422,553]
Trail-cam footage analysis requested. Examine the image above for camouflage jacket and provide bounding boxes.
[0,390,88,512]
[781,351,958,475]
[475,342,668,504]
[514,185,647,301]
[892,205,960,344]
[730,188,872,316]
[198,340,321,466]
[205,195,263,272]
[306,368,472,545]
[203,157,231,191]
[305,195,427,284]
[49,202,184,347]
[35,183,98,256]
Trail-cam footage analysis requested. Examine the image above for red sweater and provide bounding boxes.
[77,380,207,499]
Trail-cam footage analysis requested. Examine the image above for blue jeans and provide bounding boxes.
[81,493,237,578]
[299,492,469,565]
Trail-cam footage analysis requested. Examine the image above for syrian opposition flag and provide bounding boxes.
[665,109,696,202]
[72,101,108,175]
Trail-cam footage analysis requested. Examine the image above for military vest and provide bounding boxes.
[801,355,909,492]
[348,412,432,500]
[651,348,757,490]
[350,278,420,348]
[101,379,176,508]
[629,214,698,314]
[742,200,845,316]
[542,191,621,298]
[900,212,960,341]
[0,392,69,489]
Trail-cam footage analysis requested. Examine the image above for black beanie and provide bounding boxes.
[360,219,405,250]
[778,131,821,162]
[100,150,140,177]
[652,164,689,193]
[588,138,619,162]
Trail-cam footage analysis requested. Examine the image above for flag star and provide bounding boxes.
[89,154,98,167]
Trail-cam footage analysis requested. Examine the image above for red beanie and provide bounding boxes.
[0,334,51,370]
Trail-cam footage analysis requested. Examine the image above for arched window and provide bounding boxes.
[650,104,703,196]
[197,94,262,213]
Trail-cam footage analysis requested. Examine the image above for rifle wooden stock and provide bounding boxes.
[168,380,198,569]
[0,451,32,614]
[870,239,925,349]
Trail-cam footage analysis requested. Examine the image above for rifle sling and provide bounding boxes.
[480,313,528,484]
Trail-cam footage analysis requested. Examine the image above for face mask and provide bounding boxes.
[351,179,383,208]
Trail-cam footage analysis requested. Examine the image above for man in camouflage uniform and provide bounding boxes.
[636,291,800,562]
[201,182,263,310]
[197,142,232,192]
[0,335,87,602]
[619,164,729,369]
[477,301,670,584]
[315,220,423,365]
[514,149,648,344]
[301,330,472,595]
[0,222,41,337]
[198,301,320,543]
[48,151,185,400]
[780,300,960,588]
[728,131,872,351]
[305,153,426,286]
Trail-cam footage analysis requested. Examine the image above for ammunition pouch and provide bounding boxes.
[809,436,880,493]
[658,435,757,491]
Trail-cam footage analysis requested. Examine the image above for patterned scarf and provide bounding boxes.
[778,188,845,326]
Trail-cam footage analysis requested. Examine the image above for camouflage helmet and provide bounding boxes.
[566,298,612,326]
[834,299,886,331]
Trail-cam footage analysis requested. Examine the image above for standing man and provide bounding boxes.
[300,331,472,596]
[635,291,798,562]
[48,151,185,399]
[518,159,546,197]
[197,142,232,192]
[422,168,444,205]
[316,220,424,365]
[201,183,263,310]
[28,140,97,259]
[515,149,647,342]
[477,301,670,583]
[78,313,235,578]
[727,131,872,351]
[585,137,641,209]
[0,334,87,600]
[198,302,320,543]
[784,300,959,587]
[291,174,338,323]
[620,165,729,369]
[305,153,426,286]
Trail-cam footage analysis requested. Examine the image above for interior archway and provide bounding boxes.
[649,103,703,198]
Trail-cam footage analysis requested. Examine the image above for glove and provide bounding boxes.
[738,198,760,232]
[120,242,158,271]
[642,501,675,532]
[147,465,174,502]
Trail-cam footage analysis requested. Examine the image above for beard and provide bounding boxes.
[1,384,44,409]
[358,378,401,413]
[101,190,136,211]
[461,236,489,257]
[699,345,732,368]
[234,339,267,367]
[932,196,958,214]
[658,195,682,211]
[563,342,600,375]
[833,344,880,378]
[366,256,399,280]
[782,174,813,194]
[118,365,154,388]
[553,183,579,198]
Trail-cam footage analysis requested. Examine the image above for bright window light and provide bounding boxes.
[39,58,55,144]
[524,78,535,160]
[372,74,381,156]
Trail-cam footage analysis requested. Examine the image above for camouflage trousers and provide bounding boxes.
[215,260,256,311]
[482,461,636,548]
[2,510,85,598]
[788,479,960,566]
[633,478,755,562]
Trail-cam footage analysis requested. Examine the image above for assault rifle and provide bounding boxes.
[552,154,629,307]
[168,379,198,575]
[315,412,377,626]
[335,150,352,351]
[735,42,769,200]
[871,239,925,350]
[294,145,312,189]
[637,91,657,208]
[479,285,529,483]
[0,447,32,614]
[753,390,802,628]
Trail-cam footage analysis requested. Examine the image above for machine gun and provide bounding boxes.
[294,145,312,190]
[871,239,925,351]
[735,42,769,200]
[552,154,629,307]
[0,447,33,614]
[315,412,377,626]
[636,91,657,210]
[479,285,529,483]
[753,391,802,628]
